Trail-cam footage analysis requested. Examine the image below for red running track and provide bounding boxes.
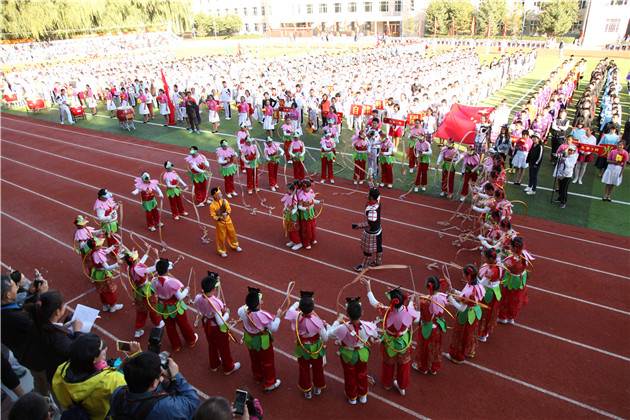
[1,114,629,419]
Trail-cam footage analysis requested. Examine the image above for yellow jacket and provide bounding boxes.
[53,361,126,420]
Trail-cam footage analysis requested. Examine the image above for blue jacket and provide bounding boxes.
[109,373,200,420]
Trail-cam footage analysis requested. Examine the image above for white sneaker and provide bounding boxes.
[286,241,295,247]
[393,380,405,396]
[271,187,276,191]
[320,180,325,184]
[173,216,180,220]
[149,226,156,231]
[421,187,426,191]
[380,183,384,187]
[226,193,232,198]
[414,187,418,192]
[313,388,321,396]
[359,395,367,404]
[448,194,452,200]
[353,181,358,185]
[264,379,281,393]
[232,191,238,196]
[312,240,317,245]
[524,186,531,192]
[225,362,241,375]
[109,304,123,312]
[440,192,445,197]
[508,319,515,324]
[196,202,205,207]
[330,180,334,184]
[158,223,164,227]
[135,329,145,338]
[158,320,165,328]
[478,334,488,342]
[235,247,242,252]
[348,398,357,405]
[359,181,364,185]
[459,196,466,202]
[387,184,392,189]
[305,246,312,250]
[292,243,303,251]
[497,318,509,324]
[572,178,578,184]
[578,179,583,184]
[526,190,536,195]
[304,391,312,399]
[221,253,227,258]
[102,304,111,312]
[248,191,253,195]
[409,168,414,173]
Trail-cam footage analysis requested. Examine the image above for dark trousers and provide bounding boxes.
[558,177,571,204]
[528,165,541,191]
[551,136,565,160]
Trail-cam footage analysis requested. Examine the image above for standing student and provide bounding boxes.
[524,133,544,195]
[208,187,243,258]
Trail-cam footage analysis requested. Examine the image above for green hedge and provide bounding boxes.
[422,35,576,43]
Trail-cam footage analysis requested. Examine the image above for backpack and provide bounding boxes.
[109,386,169,420]
[60,400,91,420]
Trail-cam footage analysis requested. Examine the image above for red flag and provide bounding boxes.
[503,20,507,37]
[435,103,495,144]
[486,20,491,38]
[160,69,176,126]
[387,22,391,36]
[450,20,454,36]
[471,16,475,36]
[434,16,437,36]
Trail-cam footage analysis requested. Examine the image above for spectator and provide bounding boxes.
[52,333,131,420]
[193,396,241,420]
[109,351,201,420]
[1,275,33,369]
[22,291,83,393]
[1,348,26,399]
[8,392,50,420]
[553,144,579,209]
[524,133,544,195]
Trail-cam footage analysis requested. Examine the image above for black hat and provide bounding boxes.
[201,271,220,293]
[69,332,105,362]
[245,287,260,310]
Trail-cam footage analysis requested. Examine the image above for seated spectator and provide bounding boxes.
[52,333,130,420]
[109,351,201,420]
[1,275,33,373]
[193,397,234,420]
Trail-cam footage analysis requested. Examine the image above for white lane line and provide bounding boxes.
[3,137,629,281]
[513,323,630,363]
[464,359,624,420]
[0,211,428,419]
[2,211,621,419]
[3,187,629,364]
[3,122,629,251]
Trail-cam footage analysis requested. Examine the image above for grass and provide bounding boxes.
[2,45,628,236]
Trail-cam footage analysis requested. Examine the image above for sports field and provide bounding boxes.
[2,43,628,235]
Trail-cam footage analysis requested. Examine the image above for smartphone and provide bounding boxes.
[233,389,248,416]
[116,340,131,352]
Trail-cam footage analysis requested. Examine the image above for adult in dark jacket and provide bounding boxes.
[524,133,544,195]
[1,275,32,364]
[109,351,201,420]
[22,291,83,393]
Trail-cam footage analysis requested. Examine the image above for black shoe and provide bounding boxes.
[368,261,381,267]
[353,265,365,272]
[513,182,520,186]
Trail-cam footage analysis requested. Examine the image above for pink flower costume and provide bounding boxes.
[131,177,163,230]
[216,145,238,196]
[194,293,238,373]
[448,283,486,363]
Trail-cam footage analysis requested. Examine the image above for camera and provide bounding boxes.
[158,351,171,371]
[147,326,164,354]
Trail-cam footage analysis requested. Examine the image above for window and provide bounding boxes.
[604,18,621,32]
[528,21,538,33]
[225,8,229,15]
[335,2,341,12]
[216,9,220,15]
[253,7,257,15]
[262,23,267,32]
[364,1,372,12]
[610,0,628,5]
[307,4,313,13]
[409,0,414,11]
[533,1,541,7]
[380,1,389,12]
[579,0,587,8]
[570,21,583,33]
[261,6,265,15]
[243,7,247,15]
[234,8,238,14]
[394,0,401,11]
[319,3,328,13]
[245,23,250,32]
[255,23,259,31]
[348,2,357,12]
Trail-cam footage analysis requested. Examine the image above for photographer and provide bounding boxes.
[109,351,200,420]
[474,115,491,153]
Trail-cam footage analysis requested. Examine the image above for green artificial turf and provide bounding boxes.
[2,48,628,236]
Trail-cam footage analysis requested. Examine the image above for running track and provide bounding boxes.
[1,114,629,419]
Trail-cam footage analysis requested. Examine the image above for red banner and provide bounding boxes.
[576,142,616,157]
[273,110,279,119]
[375,100,384,110]
[363,105,373,115]
[384,118,406,127]
[280,106,292,113]
[350,105,363,116]
[279,98,285,107]
[407,113,421,125]
[336,112,344,120]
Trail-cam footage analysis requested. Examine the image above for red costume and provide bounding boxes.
[194,293,237,373]
[414,293,447,374]
[499,252,530,321]
[151,274,197,351]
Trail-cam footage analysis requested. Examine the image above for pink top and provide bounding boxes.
[428,292,447,316]
[320,137,335,149]
[414,140,430,153]
[281,193,297,208]
[216,146,236,159]
[385,305,419,331]
[207,100,218,111]
[297,189,315,203]
[162,171,180,188]
[244,309,275,331]
[241,144,257,158]
[137,93,146,104]
[74,226,96,242]
[264,105,273,116]
[129,262,148,286]
[158,94,168,103]
[184,154,207,171]
[133,178,159,192]
[264,141,280,155]
[281,123,295,135]
[461,284,486,303]
[93,197,115,211]
[285,310,324,335]
[608,149,629,165]
[106,92,113,100]
[236,130,249,144]
[238,102,249,113]
[194,294,225,318]
[462,154,480,167]
[152,276,183,300]
[409,127,424,139]
[335,320,377,346]
[92,248,108,265]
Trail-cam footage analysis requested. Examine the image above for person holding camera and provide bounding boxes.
[552,144,579,208]
[474,115,491,153]
[109,351,201,420]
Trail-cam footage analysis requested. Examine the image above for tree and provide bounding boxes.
[476,0,507,36]
[193,13,243,37]
[425,0,450,35]
[447,0,475,35]
[538,0,578,36]
[403,17,417,37]
[505,5,524,37]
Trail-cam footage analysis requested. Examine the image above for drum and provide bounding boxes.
[117,106,135,122]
